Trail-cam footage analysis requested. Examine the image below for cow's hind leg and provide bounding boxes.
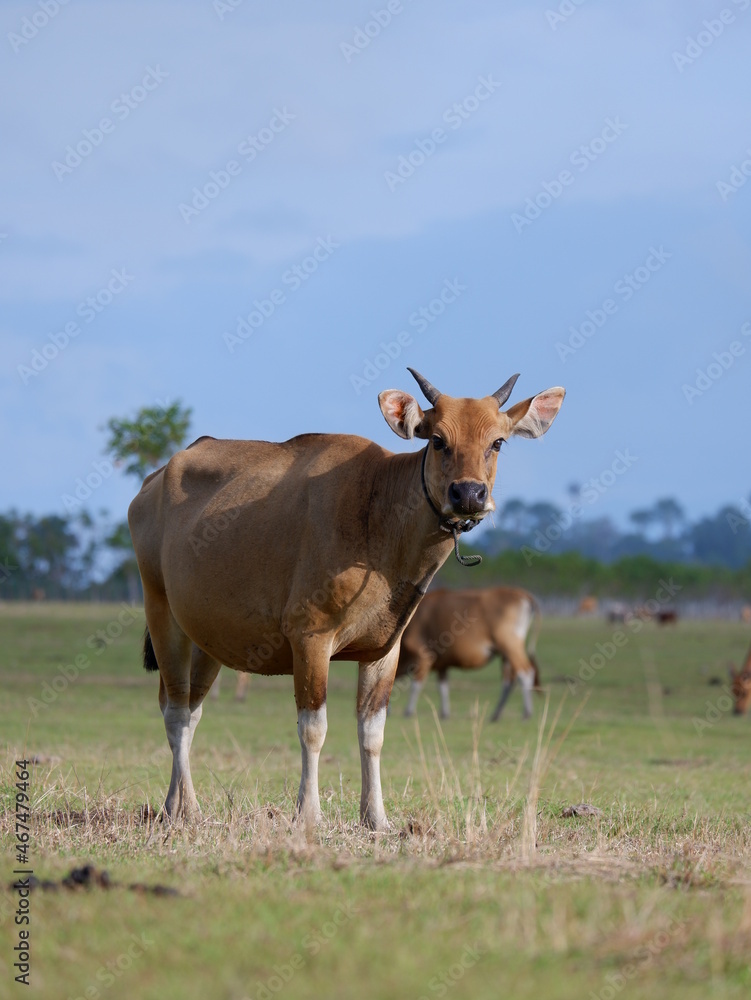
[491,657,514,722]
[292,639,331,827]
[357,645,399,831]
[519,666,535,720]
[147,593,220,820]
[160,643,220,819]
[437,670,451,719]
[493,640,536,721]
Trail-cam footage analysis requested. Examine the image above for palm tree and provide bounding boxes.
[527,501,563,533]
[629,508,655,537]
[104,401,193,481]
[500,498,528,534]
[104,400,193,599]
[652,497,686,540]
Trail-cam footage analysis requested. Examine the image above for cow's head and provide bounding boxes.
[730,664,751,715]
[379,369,565,528]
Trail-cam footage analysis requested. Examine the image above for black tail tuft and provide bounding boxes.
[143,628,159,672]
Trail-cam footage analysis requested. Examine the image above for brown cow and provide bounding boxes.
[577,596,598,615]
[656,609,678,625]
[396,585,542,720]
[730,641,751,715]
[128,369,564,829]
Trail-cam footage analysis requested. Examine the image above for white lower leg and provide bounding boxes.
[163,703,202,818]
[296,705,327,823]
[358,707,388,830]
[438,677,450,719]
[520,670,534,719]
[405,680,423,717]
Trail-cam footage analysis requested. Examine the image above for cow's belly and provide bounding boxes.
[166,594,294,675]
[164,544,434,671]
[436,640,494,672]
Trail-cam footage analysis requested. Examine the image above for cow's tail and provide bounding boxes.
[526,595,543,691]
[143,627,159,672]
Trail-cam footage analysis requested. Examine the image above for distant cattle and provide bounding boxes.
[577,596,598,615]
[396,585,542,721]
[730,641,751,715]
[656,609,678,625]
[606,602,628,624]
[741,605,751,623]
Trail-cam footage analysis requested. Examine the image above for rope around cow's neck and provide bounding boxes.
[419,446,482,567]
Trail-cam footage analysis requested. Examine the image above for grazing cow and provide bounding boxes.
[606,602,628,624]
[396,585,542,721]
[128,369,565,830]
[577,596,598,615]
[656,609,678,625]
[730,641,751,715]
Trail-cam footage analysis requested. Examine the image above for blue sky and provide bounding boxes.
[2,0,750,541]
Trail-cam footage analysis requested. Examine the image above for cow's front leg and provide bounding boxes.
[357,646,399,831]
[293,639,331,826]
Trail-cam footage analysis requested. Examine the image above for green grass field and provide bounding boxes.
[1,602,750,999]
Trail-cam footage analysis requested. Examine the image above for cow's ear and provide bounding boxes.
[378,390,429,439]
[506,387,565,439]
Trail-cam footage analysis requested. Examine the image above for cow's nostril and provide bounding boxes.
[449,481,487,514]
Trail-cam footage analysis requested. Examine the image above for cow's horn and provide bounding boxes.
[492,373,520,408]
[407,368,441,406]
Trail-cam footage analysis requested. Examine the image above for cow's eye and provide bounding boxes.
[432,435,445,451]
[492,438,504,452]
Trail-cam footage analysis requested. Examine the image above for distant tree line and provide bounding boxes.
[481,492,751,570]
[440,549,751,603]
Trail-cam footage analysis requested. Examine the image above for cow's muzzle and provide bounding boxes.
[448,480,488,516]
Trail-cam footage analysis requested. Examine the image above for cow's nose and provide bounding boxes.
[448,481,487,515]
